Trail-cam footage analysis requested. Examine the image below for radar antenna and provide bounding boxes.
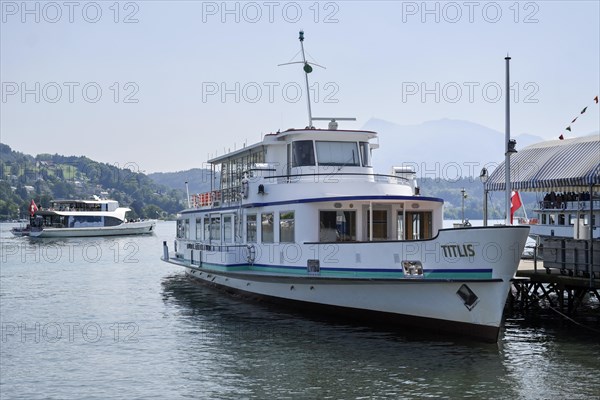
[278,31,325,128]
[279,31,356,130]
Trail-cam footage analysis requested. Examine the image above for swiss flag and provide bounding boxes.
[510,191,522,224]
[29,199,38,217]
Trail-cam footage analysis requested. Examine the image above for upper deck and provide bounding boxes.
[192,127,417,209]
[49,199,121,212]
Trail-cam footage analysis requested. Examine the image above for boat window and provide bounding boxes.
[581,214,589,225]
[69,215,103,228]
[360,142,371,167]
[549,214,556,225]
[558,214,565,225]
[104,217,122,227]
[246,214,257,243]
[177,219,184,238]
[292,140,315,167]
[405,212,433,240]
[541,214,547,224]
[319,211,356,242]
[210,215,221,242]
[316,141,360,166]
[261,213,274,243]
[279,211,295,243]
[396,211,404,240]
[196,218,202,240]
[184,219,190,239]
[203,216,210,241]
[223,215,233,243]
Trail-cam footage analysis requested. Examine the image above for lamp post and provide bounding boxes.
[479,167,489,226]
[461,188,467,225]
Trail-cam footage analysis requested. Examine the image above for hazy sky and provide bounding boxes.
[2,1,599,173]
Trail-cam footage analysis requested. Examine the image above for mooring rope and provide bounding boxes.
[519,284,600,334]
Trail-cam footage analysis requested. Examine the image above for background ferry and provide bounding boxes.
[28,197,155,238]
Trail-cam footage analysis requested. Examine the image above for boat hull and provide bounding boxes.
[170,263,504,342]
[29,220,156,238]
[165,226,529,342]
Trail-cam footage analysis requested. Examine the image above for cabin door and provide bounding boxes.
[405,211,433,240]
[365,207,390,240]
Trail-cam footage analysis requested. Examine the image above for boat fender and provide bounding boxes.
[246,244,256,264]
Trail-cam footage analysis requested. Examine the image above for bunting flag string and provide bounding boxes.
[561,95,599,139]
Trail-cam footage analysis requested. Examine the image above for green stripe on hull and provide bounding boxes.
[186,261,493,280]
[424,272,493,279]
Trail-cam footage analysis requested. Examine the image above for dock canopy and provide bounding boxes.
[486,134,600,192]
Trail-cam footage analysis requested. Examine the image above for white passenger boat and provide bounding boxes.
[162,32,529,342]
[528,194,599,240]
[29,198,156,238]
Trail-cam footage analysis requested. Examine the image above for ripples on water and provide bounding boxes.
[1,221,599,399]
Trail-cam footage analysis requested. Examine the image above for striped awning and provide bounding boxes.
[486,134,600,192]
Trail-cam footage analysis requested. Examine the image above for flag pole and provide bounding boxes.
[504,55,512,226]
[185,181,191,209]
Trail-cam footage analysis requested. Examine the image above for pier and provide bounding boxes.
[510,258,600,318]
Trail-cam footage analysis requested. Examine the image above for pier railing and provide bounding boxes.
[538,200,600,211]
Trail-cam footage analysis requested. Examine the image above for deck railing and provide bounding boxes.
[188,172,412,209]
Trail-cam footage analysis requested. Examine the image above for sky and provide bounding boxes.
[1,0,599,173]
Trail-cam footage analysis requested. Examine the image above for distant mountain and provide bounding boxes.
[362,118,544,176]
[147,168,214,195]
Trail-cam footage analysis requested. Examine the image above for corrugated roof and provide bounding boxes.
[486,134,600,192]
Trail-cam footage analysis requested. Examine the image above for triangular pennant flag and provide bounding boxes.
[581,107,587,114]
[571,117,578,123]
[566,126,571,132]
[595,96,599,104]
[559,134,564,140]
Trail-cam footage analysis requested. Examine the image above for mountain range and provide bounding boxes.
[362,118,546,176]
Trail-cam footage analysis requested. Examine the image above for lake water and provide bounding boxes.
[1,221,599,399]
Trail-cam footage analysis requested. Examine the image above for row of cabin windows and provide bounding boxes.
[292,140,371,168]
[247,212,295,243]
[33,215,123,228]
[178,212,295,243]
[177,209,432,242]
[319,210,432,241]
[540,213,595,226]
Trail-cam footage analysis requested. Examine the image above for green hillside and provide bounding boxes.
[0,143,185,220]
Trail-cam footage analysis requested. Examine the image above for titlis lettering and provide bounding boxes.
[441,244,475,258]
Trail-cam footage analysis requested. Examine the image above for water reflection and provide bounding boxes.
[161,274,515,399]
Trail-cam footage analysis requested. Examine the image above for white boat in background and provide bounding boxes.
[161,32,529,342]
[29,198,155,238]
[528,193,599,240]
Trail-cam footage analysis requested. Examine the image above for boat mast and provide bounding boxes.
[298,31,313,128]
[279,31,325,128]
[279,32,355,129]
